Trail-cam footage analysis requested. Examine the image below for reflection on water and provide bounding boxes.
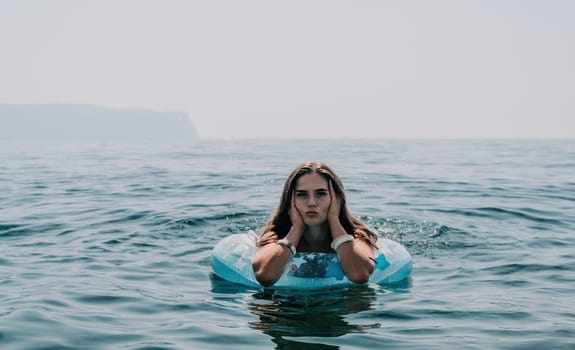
[210,273,412,349]
[248,286,380,349]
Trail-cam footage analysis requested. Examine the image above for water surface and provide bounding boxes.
[1,139,574,349]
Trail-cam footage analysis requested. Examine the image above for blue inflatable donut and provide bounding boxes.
[211,230,412,289]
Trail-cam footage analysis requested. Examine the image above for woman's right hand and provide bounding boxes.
[289,194,305,231]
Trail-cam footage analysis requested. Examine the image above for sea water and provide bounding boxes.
[0,139,573,350]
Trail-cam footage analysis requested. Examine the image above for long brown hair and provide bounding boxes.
[258,162,377,248]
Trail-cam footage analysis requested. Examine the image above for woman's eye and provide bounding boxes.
[296,192,308,198]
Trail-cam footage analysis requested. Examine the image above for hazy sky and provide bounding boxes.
[1,1,574,139]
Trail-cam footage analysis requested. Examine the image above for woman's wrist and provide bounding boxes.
[331,234,354,251]
[327,216,344,234]
[284,224,304,247]
[277,238,296,255]
[327,214,340,226]
[289,223,305,236]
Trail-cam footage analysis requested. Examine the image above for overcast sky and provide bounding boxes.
[1,0,573,139]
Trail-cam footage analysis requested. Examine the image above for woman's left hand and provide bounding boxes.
[328,179,341,222]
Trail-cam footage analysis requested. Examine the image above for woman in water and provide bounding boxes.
[252,162,378,287]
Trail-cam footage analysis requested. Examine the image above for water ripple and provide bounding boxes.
[1,139,574,349]
[430,207,566,225]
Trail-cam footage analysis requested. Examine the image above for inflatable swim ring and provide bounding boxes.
[211,230,412,289]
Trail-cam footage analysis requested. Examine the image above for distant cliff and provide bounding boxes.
[0,104,198,140]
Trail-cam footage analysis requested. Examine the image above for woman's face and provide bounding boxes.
[293,172,331,226]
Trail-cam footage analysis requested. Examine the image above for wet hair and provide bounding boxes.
[258,162,377,249]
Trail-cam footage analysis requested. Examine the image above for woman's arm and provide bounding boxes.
[252,196,305,287]
[252,225,304,287]
[329,220,375,283]
[328,180,374,283]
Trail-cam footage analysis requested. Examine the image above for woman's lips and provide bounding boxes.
[305,211,318,216]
